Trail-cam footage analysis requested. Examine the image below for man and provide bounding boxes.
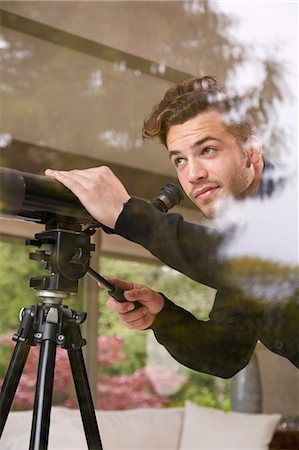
[46,76,298,377]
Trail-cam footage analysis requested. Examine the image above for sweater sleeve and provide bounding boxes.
[152,291,257,378]
[114,198,257,377]
[114,197,231,290]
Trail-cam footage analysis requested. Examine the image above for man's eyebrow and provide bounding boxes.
[168,150,182,159]
[168,136,221,158]
[191,136,221,149]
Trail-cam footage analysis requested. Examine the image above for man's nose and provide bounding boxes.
[187,159,208,182]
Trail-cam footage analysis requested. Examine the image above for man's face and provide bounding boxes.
[166,109,255,218]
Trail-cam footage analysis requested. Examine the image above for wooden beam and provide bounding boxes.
[0,8,192,84]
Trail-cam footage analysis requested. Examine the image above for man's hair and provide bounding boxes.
[142,75,255,147]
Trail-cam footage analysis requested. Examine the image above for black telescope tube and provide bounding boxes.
[0,167,99,226]
[0,167,183,226]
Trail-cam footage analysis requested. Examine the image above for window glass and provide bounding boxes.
[0,0,298,421]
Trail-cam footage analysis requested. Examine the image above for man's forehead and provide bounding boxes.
[166,109,227,149]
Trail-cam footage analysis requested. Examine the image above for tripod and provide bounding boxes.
[0,220,103,450]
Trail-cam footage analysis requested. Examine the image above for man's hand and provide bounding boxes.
[104,278,165,330]
[45,166,130,229]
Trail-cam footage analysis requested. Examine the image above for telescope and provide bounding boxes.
[0,166,183,295]
[0,165,184,296]
[0,167,183,229]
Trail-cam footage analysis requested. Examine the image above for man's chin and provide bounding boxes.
[197,197,227,220]
[196,202,216,220]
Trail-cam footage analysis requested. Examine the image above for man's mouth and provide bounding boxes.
[193,186,220,201]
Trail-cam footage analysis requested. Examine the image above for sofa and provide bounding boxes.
[0,401,281,450]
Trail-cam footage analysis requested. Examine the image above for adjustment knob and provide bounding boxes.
[29,251,49,261]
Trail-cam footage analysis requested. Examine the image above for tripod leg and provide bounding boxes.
[29,339,57,450]
[68,348,103,450]
[0,341,30,436]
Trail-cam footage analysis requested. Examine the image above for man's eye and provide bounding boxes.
[202,147,216,155]
[173,157,186,168]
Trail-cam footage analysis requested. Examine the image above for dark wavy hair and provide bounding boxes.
[142,75,255,147]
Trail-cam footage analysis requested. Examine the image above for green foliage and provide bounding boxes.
[0,241,42,333]
[169,370,231,411]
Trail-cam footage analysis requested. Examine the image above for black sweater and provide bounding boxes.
[114,161,299,377]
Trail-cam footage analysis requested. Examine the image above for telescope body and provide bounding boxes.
[0,167,99,227]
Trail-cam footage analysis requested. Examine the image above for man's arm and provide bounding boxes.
[115,197,230,290]
[153,292,258,378]
[106,278,257,378]
[45,167,229,290]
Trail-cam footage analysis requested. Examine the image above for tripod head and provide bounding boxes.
[27,221,95,302]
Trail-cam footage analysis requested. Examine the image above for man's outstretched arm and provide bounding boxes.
[45,167,230,291]
[105,278,257,379]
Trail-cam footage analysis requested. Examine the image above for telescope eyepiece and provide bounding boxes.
[151,182,184,212]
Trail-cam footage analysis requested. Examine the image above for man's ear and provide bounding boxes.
[244,135,263,167]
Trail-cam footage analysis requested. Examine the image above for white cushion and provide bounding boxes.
[0,406,184,450]
[0,408,87,450]
[97,407,184,449]
[179,401,281,450]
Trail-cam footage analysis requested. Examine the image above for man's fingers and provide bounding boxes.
[106,297,137,313]
[45,167,130,229]
[45,169,97,191]
[119,309,153,330]
[105,278,153,301]
[124,286,158,304]
[45,166,112,186]
[119,306,147,322]
[105,278,140,292]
